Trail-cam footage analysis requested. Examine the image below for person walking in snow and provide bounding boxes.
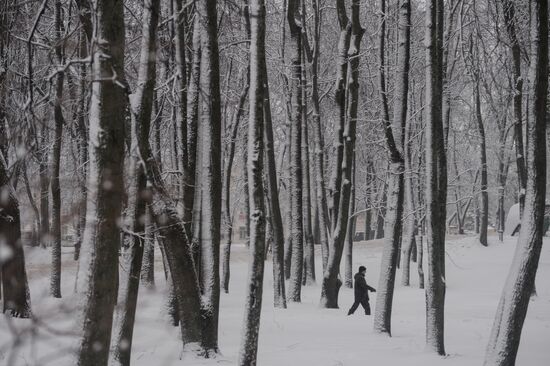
[347,265,376,315]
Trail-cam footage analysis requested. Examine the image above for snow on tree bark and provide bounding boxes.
[109,1,159,365]
[50,0,64,299]
[75,0,127,364]
[197,0,222,352]
[424,0,447,355]
[238,0,268,361]
[287,0,304,303]
[374,0,410,336]
[484,0,548,364]
[320,0,363,309]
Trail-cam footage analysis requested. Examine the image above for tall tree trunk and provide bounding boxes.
[503,0,527,219]
[287,0,304,302]
[238,0,267,361]
[110,1,159,364]
[424,0,447,355]
[221,72,249,294]
[50,0,64,299]
[262,47,287,309]
[374,0,410,336]
[402,91,416,286]
[74,26,88,262]
[222,4,251,293]
[484,0,548,363]
[301,52,315,286]
[320,0,363,309]
[328,0,350,229]
[75,0,127,363]
[474,81,488,246]
[197,0,222,352]
[39,123,50,249]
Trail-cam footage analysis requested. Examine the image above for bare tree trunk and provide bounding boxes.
[75,1,127,363]
[484,0,548,363]
[222,5,251,294]
[474,81,488,246]
[301,52,315,286]
[140,208,155,289]
[320,0,363,309]
[50,0,64,299]
[238,0,267,361]
[39,123,50,249]
[424,0,447,355]
[328,1,350,229]
[262,49,287,310]
[344,154,356,288]
[503,0,527,219]
[374,0,410,336]
[197,0,222,352]
[109,2,159,364]
[74,26,88,262]
[402,93,416,286]
[287,0,304,302]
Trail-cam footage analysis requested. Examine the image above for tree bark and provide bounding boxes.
[75,0,127,363]
[484,0,548,364]
[320,0,363,309]
[238,0,268,361]
[374,0,410,336]
[197,0,222,352]
[424,0,447,355]
[109,2,159,364]
[50,0,64,299]
[503,0,527,219]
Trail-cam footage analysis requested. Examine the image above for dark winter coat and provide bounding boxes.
[354,272,376,300]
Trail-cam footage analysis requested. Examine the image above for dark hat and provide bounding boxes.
[358,265,366,272]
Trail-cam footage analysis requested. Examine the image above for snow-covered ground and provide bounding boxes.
[1,234,549,365]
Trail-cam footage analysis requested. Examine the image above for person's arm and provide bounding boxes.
[366,283,376,292]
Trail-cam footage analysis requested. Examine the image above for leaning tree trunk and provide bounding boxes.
[320,0,363,309]
[424,0,447,355]
[287,0,304,303]
[374,0,410,336]
[75,1,127,364]
[50,0,64,299]
[238,0,268,361]
[484,0,548,364]
[197,0,223,352]
[110,1,159,365]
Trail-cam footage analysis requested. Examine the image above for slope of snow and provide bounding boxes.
[1,235,549,365]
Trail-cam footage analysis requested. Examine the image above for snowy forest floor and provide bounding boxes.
[1,234,549,365]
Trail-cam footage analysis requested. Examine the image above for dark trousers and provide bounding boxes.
[348,298,371,315]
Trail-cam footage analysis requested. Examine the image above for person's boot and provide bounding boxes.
[347,309,353,316]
